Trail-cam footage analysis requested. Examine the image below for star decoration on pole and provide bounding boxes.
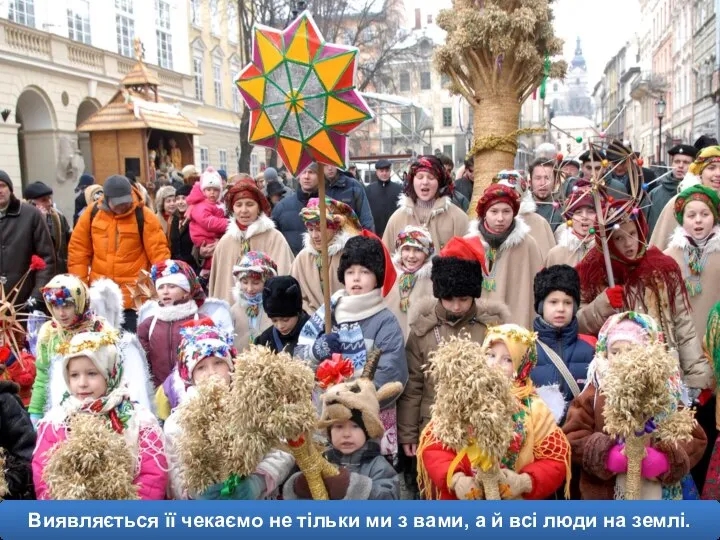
[236,10,373,175]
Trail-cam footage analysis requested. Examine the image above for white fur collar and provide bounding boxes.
[397,194,451,218]
[301,229,352,256]
[535,384,567,424]
[519,191,536,214]
[155,300,199,322]
[556,226,587,251]
[668,225,720,254]
[391,251,433,279]
[466,215,530,251]
[226,213,275,241]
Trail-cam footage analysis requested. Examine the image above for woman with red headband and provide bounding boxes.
[208,179,294,305]
[382,156,469,256]
[575,200,713,393]
[466,184,544,328]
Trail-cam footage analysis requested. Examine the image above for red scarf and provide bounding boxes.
[576,210,688,314]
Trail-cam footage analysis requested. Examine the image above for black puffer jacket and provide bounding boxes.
[0,380,36,499]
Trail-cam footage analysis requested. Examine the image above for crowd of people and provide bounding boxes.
[2,135,720,502]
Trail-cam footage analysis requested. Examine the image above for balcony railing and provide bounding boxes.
[0,19,193,98]
[630,72,669,100]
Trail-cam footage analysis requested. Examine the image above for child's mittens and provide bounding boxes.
[449,472,483,500]
[312,333,342,361]
[606,444,628,474]
[498,469,533,499]
[294,468,351,500]
[641,447,669,479]
[605,285,624,309]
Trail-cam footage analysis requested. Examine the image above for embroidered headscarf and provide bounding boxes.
[150,259,206,306]
[492,169,528,195]
[482,324,538,398]
[674,185,720,225]
[42,274,93,329]
[475,184,521,219]
[405,155,452,200]
[176,317,236,386]
[689,145,720,176]
[393,226,434,312]
[300,196,362,233]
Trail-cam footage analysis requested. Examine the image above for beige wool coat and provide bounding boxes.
[466,216,545,329]
[208,214,294,305]
[231,281,272,351]
[290,230,351,316]
[545,226,594,268]
[664,225,720,338]
[577,278,713,390]
[397,296,511,444]
[649,194,680,251]
[384,257,434,341]
[382,195,469,256]
[519,194,557,258]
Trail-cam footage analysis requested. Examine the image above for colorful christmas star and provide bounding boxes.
[236,11,373,175]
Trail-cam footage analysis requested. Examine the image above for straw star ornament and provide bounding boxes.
[236,11,373,175]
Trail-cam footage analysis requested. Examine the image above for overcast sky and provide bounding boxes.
[405,0,641,87]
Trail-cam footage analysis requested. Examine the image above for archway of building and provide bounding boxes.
[15,86,57,191]
[76,98,101,176]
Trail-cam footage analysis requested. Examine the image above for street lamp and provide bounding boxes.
[656,97,666,163]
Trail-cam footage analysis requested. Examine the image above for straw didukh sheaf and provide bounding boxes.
[601,342,695,499]
[427,336,517,499]
[42,414,139,500]
[0,447,7,499]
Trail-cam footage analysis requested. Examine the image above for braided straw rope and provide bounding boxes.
[476,466,501,500]
[467,128,547,158]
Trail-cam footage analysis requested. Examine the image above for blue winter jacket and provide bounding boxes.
[272,188,316,255]
[530,316,594,403]
[325,172,375,232]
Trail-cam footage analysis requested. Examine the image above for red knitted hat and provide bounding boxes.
[475,184,520,218]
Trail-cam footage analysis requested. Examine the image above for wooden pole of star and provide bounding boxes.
[317,164,332,334]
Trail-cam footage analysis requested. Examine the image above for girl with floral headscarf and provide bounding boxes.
[663,185,720,338]
[563,312,707,500]
[28,274,108,425]
[650,145,720,250]
[576,200,713,392]
[382,155,469,256]
[32,331,167,500]
[231,251,278,351]
[416,324,571,500]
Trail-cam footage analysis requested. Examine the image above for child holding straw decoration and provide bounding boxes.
[575,200,713,393]
[563,312,706,500]
[32,331,167,500]
[163,318,294,500]
[0,380,35,499]
[417,328,571,500]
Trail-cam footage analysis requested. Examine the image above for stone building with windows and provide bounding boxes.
[0,0,261,223]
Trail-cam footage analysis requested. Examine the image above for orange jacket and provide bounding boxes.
[68,199,170,309]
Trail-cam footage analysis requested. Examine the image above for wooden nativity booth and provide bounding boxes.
[77,54,202,186]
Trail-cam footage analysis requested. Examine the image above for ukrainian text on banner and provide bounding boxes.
[1,501,719,540]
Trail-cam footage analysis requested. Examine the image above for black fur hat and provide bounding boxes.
[533,264,580,314]
[337,236,385,289]
[430,256,483,299]
[262,275,303,318]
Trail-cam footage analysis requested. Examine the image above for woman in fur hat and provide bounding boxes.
[164,318,294,500]
[663,185,720,338]
[209,179,293,305]
[546,182,600,267]
[397,236,511,468]
[651,145,720,250]
[494,169,557,258]
[255,276,310,356]
[33,331,168,500]
[231,251,277,351]
[0,380,35,499]
[28,274,109,425]
[296,234,407,458]
[466,184,544,328]
[385,226,435,340]
[290,197,361,315]
[382,155,468,255]
[154,185,176,237]
[575,200,713,392]
[563,312,707,500]
[417,325,571,500]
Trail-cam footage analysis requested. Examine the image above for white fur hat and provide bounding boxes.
[200,167,222,190]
